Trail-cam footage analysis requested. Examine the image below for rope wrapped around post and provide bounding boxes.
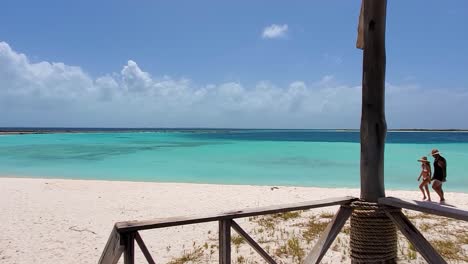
[350,200,398,263]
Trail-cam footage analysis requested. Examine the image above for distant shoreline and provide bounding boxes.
[1,127,468,135]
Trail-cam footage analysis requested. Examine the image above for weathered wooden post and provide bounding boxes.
[359,0,387,203]
[219,219,232,264]
[351,0,397,263]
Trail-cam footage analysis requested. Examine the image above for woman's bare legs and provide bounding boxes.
[424,184,431,201]
[419,182,427,200]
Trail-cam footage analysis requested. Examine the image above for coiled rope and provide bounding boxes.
[349,200,398,263]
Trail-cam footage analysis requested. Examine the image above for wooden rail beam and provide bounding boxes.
[379,197,468,221]
[99,197,358,263]
[116,196,356,233]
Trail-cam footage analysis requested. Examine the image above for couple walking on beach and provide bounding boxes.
[417,149,447,203]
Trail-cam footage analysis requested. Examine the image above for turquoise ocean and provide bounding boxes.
[0,129,467,192]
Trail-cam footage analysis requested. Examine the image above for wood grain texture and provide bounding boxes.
[379,197,468,221]
[115,196,356,233]
[356,0,365,49]
[98,226,124,264]
[219,220,231,264]
[123,233,135,264]
[360,0,387,202]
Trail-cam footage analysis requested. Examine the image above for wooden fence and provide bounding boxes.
[98,196,468,264]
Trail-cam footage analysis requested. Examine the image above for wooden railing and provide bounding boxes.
[379,197,468,221]
[98,196,468,264]
[99,196,356,264]
[378,197,468,264]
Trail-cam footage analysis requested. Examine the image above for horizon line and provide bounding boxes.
[1,127,468,131]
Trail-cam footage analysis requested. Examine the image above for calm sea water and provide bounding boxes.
[0,130,467,192]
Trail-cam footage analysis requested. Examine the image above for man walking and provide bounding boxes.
[431,149,447,203]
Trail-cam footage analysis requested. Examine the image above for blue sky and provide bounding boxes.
[1,1,468,128]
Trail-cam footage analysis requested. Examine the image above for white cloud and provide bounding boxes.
[262,24,288,39]
[1,41,468,128]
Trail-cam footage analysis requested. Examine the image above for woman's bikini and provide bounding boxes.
[421,164,431,182]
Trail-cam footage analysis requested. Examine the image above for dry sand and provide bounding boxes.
[1,177,467,264]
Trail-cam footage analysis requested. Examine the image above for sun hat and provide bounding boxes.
[431,149,441,156]
[418,156,429,163]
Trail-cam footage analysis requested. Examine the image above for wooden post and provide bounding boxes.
[123,233,135,264]
[98,227,124,264]
[352,1,396,263]
[219,219,232,264]
[359,0,387,202]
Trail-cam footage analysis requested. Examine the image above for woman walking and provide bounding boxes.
[417,156,431,201]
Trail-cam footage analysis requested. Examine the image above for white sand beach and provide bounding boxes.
[1,177,467,264]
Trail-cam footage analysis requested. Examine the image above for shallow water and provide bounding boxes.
[0,130,467,192]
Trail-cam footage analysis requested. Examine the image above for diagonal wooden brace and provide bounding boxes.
[134,232,156,264]
[304,206,353,264]
[385,210,447,264]
[231,220,277,264]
